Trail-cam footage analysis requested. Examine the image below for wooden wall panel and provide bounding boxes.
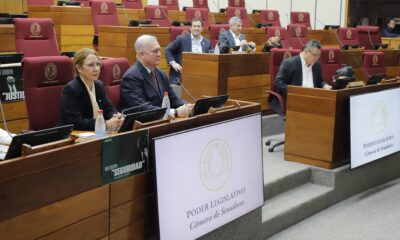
[0,185,109,240]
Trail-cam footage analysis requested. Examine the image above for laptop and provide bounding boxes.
[367,73,386,85]
[190,95,229,116]
[118,108,167,133]
[1,124,74,161]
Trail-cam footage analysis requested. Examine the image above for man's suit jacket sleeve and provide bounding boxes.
[218,31,230,48]
[203,38,212,52]
[274,59,290,98]
[164,38,180,64]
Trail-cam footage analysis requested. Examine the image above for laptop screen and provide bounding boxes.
[118,108,167,133]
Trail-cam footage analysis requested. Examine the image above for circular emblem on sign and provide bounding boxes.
[268,11,274,20]
[370,100,387,134]
[166,0,172,4]
[234,9,241,17]
[199,0,204,5]
[234,0,240,6]
[30,22,41,36]
[100,2,108,13]
[112,64,121,81]
[154,8,162,18]
[44,63,57,81]
[200,139,232,191]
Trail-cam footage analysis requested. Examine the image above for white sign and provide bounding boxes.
[350,88,400,169]
[154,114,264,240]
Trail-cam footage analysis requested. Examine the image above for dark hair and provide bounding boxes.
[191,18,203,27]
[302,39,321,51]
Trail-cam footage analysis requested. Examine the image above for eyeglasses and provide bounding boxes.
[83,62,102,69]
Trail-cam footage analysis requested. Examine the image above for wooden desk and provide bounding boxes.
[0,25,15,53]
[285,83,400,169]
[181,52,269,110]
[0,99,260,240]
[308,29,340,47]
[382,37,400,50]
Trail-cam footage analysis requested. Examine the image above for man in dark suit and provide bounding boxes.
[218,16,256,52]
[164,18,212,84]
[120,35,190,117]
[271,40,331,114]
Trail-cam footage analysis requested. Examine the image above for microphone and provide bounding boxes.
[175,77,197,102]
[121,102,150,115]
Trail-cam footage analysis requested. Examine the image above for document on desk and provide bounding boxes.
[0,144,9,160]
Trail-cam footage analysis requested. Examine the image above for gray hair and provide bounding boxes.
[229,16,242,26]
[135,34,157,53]
[302,39,321,52]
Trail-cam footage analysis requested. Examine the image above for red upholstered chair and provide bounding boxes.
[228,0,245,7]
[145,5,170,27]
[14,18,60,57]
[122,0,143,9]
[357,26,382,50]
[260,10,281,27]
[192,0,209,10]
[338,27,360,49]
[99,57,130,110]
[209,24,230,47]
[227,7,249,28]
[22,56,73,130]
[159,0,179,11]
[27,0,54,6]
[320,48,342,85]
[362,51,386,83]
[290,11,311,29]
[185,8,209,28]
[266,48,301,152]
[169,26,190,41]
[91,0,119,50]
[265,27,288,48]
[286,24,309,49]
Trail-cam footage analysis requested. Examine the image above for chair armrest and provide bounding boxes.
[266,90,285,114]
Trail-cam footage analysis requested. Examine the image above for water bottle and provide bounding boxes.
[95,109,106,138]
[161,92,170,119]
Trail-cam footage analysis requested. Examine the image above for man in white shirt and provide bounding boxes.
[164,18,212,84]
[218,16,256,52]
[271,40,331,113]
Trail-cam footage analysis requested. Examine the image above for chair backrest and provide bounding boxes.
[290,11,311,28]
[192,0,209,10]
[159,0,179,11]
[27,0,54,6]
[338,27,360,48]
[169,26,191,41]
[209,24,230,47]
[362,51,386,82]
[265,27,288,48]
[226,7,249,28]
[357,25,382,49]
[185,7,209,28]
[91,0,119,34]
[98,57,130,110]
[286,24,308,49]
[145,5,170,27]
[122,0,143,9]
[260,10,281,27]
[269,48,301,92]
[320,48,342,85]
[228,0,245,7]
[14,18,60,57]
[22,56,73,130]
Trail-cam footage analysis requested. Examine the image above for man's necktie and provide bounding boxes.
[150,70,161,97]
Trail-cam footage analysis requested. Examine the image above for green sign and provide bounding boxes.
[101,129,149,185]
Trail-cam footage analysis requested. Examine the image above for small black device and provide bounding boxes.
[190,94,229,116]
[129,20,152,27]
[255,23,272,28]
[0,53,23,64]
[118,108,167,133]
[323,25,340,30]
[341,44,359,50]
[3,124,74,160]
[331,76,356,90]
[367,73,386,85]
[61,51,75,58]
[57,0,80,6]
[262,43,282,52]
[220,45,240,54]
